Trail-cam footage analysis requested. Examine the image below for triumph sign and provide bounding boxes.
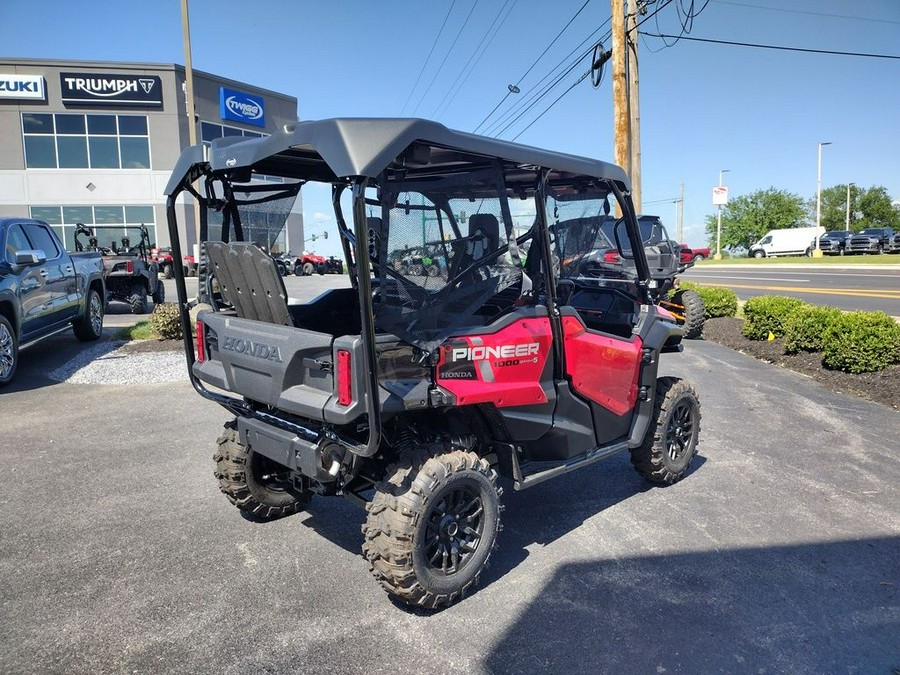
[0,74,46,101]
[219,87,265,128]
[60,72,163,106]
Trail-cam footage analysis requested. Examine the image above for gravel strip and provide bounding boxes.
[48,341,189,385]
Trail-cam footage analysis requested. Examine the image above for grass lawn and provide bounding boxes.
[116,321,156,340]
[696,254,900,265]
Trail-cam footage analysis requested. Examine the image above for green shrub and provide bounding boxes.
[741,295,806,341]
[673,283,738,318]
[783,305,842,354]
[821,311,900,374]
[149,302,183,340]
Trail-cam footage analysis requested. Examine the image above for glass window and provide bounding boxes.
[5,224,31,263]
[94,206,125,224]
[201,122,222,142]
[24,136,57,168]
[89,136,119,168]
[51,226,78,252]
[87,115,117,135]
[223,126,242,137]
[22,223,61,259]
[30,206,62,225]
[63,206,93,224]
[22,113,54,134]
[243,131,262,138]
[125,206,154,223]
[55,114,85,135]
[119,137,150,168]
[57,136,89,168]
[117,115,147,135]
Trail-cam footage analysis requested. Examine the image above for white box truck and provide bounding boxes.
[749,226,825,258]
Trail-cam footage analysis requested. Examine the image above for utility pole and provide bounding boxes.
[180,0,200,247]
[677,182,685,242]
[626,0,641,211]
[612,0,630,187]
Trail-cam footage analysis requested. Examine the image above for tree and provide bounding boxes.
[810,184,900,232]
[705,188,806,253]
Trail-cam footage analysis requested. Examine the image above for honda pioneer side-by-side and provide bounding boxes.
[164,118,702,609]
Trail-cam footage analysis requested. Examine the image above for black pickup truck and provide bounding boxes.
[845,227,897,255]
[0,217,106,386]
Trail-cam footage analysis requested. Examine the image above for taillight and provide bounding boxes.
[126,261,133,274]
[604,251,621,263]
[196,320,205,363]
[336,349,352,406]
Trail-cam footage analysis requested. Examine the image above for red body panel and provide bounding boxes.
[561,315,642,416]
[436,317,552,407]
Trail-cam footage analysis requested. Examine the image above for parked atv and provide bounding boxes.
[75,223,164,314]
[150,246,176,279]
[292,251,326,276]
[165,118,701,610]
[323,255,344,274]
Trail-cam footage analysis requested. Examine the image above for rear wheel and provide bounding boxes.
[630,377,701,484]
[163,263,174,279]
[73,288,104,341]
[151,280,165,305]
[0,315,18,387]
[362,446,501,609]
[692,253,705,262]
[213,421,312,520]
[129,284,148,314]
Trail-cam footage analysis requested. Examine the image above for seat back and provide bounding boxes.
[205,241,293,326]
[468,213,500,260]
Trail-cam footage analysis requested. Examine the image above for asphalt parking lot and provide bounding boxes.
[1,279,898,674]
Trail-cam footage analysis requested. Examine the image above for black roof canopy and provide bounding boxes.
[164,118,630,194]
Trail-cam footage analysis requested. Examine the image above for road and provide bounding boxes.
[682,264,900,314]
[1,286,898,673]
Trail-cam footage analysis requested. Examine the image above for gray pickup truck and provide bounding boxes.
[0,217,106,386]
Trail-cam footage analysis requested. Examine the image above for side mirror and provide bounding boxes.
[15,249,47,266]
[613,221,634,259]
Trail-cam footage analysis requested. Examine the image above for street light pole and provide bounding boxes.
[845,182,854,230]
[715,169,729,260]
[814,141,832,258]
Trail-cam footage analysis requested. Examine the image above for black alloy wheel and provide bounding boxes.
[423,484,485,576]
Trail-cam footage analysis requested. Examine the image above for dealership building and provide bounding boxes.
[0,58,302,253]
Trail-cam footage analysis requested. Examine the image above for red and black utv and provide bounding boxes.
[164,118,701,609]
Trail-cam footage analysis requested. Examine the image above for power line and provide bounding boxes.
[399,1,457,116]
[412,0,480,116]
[641,33,900,60]
[713,0,900,26]
[472,0,594,133]
[432,0,517,119]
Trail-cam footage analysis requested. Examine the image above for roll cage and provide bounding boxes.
[164,117,653,458]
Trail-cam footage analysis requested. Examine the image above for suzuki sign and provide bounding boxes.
[60,72,163,106]
[219,87,265,128]
[0,74,46,101]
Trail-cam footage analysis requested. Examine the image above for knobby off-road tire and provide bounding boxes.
[151,280,165,305]
[163,263,174,279]
[213,421,312,520]
[73,288,104,341]
[0,315,18,387]
[671,289,705,339]
[129,284,148,314]
[363,447,501,609]
[302,262,315,276]
[630,377,701,484]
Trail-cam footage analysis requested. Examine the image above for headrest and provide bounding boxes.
[468,213,500,246]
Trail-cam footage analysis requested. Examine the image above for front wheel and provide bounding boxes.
[363,447,501,609]
[213,421,312,520]
[302,261,315,276]
[163,263,174,279]
[73,288,104,341]
[753,250,765,259]
[630,377,701,484]
[0,315,18,387]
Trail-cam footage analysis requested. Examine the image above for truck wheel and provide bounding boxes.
[213,421,312,520]
[73,288,104,341]
[753,250,765,259]
[630,377,701,485]
[362,446,501,609]
[0,315,18,387]
[129,284,148,314]
[163,263,174,279]
[692,253,705,262]
[670,289,705,339]
[152,280,165,305]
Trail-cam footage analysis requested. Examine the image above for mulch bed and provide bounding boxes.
[701,317,900,411]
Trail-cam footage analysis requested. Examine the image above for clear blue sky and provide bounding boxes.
[2,0,898,254]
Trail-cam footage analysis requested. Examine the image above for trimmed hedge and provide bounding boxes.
[741,295,805,341]
[675,283,738,318]
[822,311,900,374]
[149,303,183,340]
[783,305,842,354]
